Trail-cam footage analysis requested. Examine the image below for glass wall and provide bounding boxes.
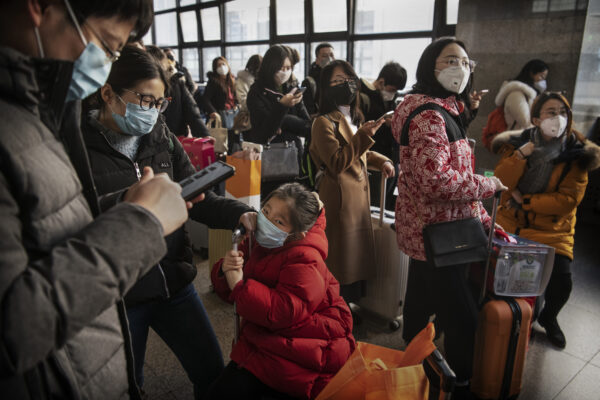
[151,0,460,83]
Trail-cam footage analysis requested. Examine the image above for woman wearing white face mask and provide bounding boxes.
[390,37,507,396]
[200,56,239,148]
[492,92,600,349]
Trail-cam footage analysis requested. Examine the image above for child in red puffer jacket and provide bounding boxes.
[207,183,355,400]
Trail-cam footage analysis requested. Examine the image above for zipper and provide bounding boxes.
[134,162,142,180]
[500,298,522,399]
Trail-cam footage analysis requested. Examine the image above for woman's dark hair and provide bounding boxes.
[145,44,166,62]
[378,62,407,90]
[257,45,290,90]
[262,183,321,234]
[412,37,472,101]
[318,60,365,126]
[209,56,235,93]
[530,91,573,134]
[513,59,549,90]
[90,45,169,109]
[70,0,153,41]
[245,54,263,77]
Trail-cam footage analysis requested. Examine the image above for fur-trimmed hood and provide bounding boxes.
[236,69,255,85]
[491,128,600,172]
[495,80,537,107]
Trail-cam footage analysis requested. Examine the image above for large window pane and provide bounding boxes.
[353,38,430,88]
[180,11,198,42]
[225,0,270,42]
[225,45,269,76]
[201,7,221,41]
[183,48,200,81]
[154,0,175,12]
[447,0,460,25]
[276,0,304,35]
[202,47,221,81]
[313,0,347,32]
[284,43,306,82]
[142,27,153,45]
[180,0,196,5]
[355,0,434,34]
[310,41,348,63]
[155,12,178,47]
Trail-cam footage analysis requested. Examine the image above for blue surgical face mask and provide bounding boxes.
[63,0,113,102]
[111,96,159,136]
[255,210,289,249]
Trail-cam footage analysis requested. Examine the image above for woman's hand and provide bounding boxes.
[516,142,535,159]
[489,176,508,192]
[511,189,523,204]
[209,112,220,121]
[469,90,488,110]
[381,161,395,178]
[279,88,303,107]
[238,212,257,235]
[360,119,385,137]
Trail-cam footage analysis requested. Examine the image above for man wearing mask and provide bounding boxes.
[0,0,192,398]
[302,42,335,116]
[360,62,407,209]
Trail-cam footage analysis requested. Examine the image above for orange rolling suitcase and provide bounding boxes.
[471,192,533,400]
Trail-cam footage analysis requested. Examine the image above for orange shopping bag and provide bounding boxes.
[225,152,261,210]
[316,323,437,400]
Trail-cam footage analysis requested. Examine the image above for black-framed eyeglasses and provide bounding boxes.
[330,77,359,88]
[123,89,171,113]
[85,22,120,63]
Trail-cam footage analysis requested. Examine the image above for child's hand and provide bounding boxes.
[222,250,244,273]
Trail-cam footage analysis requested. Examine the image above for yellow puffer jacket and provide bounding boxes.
[492,128,600,259]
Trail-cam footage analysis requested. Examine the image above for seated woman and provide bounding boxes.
[207,183,356,400]
[492,92,600,349]
[80,45,256,398]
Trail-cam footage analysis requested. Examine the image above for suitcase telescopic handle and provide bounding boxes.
[379,172,387,227]
[231,224,249,344]
[479,190,503,304]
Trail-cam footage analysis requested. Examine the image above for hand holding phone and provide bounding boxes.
[376,110,395,123]
[296,87,307,95]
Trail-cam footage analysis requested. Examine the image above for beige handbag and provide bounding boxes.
[207,117,228,154]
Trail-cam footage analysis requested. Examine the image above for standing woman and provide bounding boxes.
[492,92,600,349]
[309,60,394,304]
[494,59,549,133]
[390,37,506,395]
[235,54,262,111]
[201,56,239,150]
[81,46,255,398]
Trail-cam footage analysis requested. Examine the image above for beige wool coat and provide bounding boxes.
[310,110,390,285]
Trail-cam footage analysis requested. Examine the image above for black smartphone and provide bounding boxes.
[180,161,236,201]
[296,87,307,95]
[376,110,394,123]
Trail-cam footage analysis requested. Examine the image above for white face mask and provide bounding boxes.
[534,79,547,92]
[275,69,292,86]
[540,115,567,138]
[217,65,229,76]
[381,90,396,102]
[318,56,333,68]
[435,66,470,94]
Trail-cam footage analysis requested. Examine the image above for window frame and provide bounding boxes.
[149,0,460,82]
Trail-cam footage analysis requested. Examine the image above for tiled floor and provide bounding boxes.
[143,223,600,399]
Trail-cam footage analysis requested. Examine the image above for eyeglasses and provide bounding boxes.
[123,89,171,113]
[438,56,477,71]
[540,108,568,118]
[330,77,359,87]
[84,22,121,63]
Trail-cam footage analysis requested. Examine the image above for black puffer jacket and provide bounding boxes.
[163,75,209,138]
[200,72,236,115]
[0,47,167,399]
[245,80,311,145]
[82,113,252,306]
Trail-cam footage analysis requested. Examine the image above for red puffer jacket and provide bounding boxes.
[211,210,355,399]
[391,94,496,261]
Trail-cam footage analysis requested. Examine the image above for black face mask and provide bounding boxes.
[328,80,358,106]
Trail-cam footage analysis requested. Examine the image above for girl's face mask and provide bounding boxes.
[255,210,289,248]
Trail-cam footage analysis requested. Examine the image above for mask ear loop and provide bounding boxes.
[34,27,45,58]
[63,0,88,46]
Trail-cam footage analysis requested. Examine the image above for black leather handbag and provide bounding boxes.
[422,217,489,267]
[261,139,299,182]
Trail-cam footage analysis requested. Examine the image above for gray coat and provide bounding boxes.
[0,46,167,398]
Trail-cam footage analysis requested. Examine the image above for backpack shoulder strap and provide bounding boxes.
[400,103,464,146]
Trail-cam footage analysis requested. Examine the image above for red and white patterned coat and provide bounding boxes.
[391,94,496,261]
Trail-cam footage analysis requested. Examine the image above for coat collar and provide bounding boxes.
[324,110,356,144]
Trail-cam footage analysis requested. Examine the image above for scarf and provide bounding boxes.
[517,128,565,195]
